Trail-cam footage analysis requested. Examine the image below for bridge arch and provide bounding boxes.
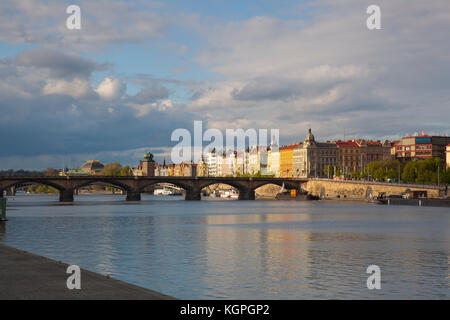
[138,180,195,193]
[197,181,246,192]
[73,180,133,192]
[2,180,66,192]
[251,180,300,191]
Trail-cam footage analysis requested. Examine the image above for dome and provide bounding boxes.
[305,128,315,143]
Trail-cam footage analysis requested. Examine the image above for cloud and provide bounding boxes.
[132,84,170,104]
[0,0,169,51]
[126,99,175,117]
[96,77,126,100]
[15,48,107,78]
[43,78,92,98]
[1,0,449,169]
[188,0,450,141]
[0,49,200,166]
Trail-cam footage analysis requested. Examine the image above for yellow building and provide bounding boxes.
[279,144,298,177]
[197,157,208,177]
[446,145,450,169]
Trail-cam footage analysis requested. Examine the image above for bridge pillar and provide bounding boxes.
[59,189,74,202]
[185,188,201,200]
[126,191,141,201]
[238,188,255,200]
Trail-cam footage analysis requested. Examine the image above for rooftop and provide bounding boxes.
[280,143,300,151]
[334,140,358,147]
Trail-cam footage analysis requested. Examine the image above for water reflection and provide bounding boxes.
[1,194,449,299]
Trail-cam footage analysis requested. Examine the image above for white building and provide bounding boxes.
[235,149,249,175]
[206,148,217,177]
[269,144,280,176]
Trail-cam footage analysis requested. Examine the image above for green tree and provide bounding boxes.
[119,166,133,176]
[44,168,59,176]
[401,157,444,185]
[402,161,418,183]
[101,162,122,176]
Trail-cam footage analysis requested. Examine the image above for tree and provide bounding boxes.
[28,185,58,194]
[119,166,133,176]
[101,162,122,176]
[401,157,444,185]
[45,168,59,176]
[351,170,360,179]
[402,161,418,183]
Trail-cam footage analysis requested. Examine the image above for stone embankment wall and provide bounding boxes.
[305,179,441,200]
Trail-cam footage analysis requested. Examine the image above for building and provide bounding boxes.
[216,151,225,177]
[154,161,168,176]
[279,144,299,177]
[206,148,217,177]
[293,129,337,178]
[248,146,267,175]
[355,140,392,170]
[223,150,236,176]
[394,132,450,163]
[180,162,197,177]
[235,149,249,175]
[197,156,208,177]
[334,140,360,175]
[269,144,280,177]
[133,152,156,176]
[446,145,450,169]
[80,160,104,174]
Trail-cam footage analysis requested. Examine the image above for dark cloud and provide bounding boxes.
[15,48,109,79]
[232,78,300,101]
[132,84,170,104]
[0,50,201,166]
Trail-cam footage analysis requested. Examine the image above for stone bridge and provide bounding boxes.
[0,176,307,202]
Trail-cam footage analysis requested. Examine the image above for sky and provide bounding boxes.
[0,0,449,169]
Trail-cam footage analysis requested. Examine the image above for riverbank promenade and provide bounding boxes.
[0,244,175,300]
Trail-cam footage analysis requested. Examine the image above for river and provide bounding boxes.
[0,194,448,299]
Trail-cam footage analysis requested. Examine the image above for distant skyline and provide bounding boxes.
[1,0,449,169]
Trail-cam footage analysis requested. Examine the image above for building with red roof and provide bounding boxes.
[394,131,450,162]
[334,140,360,175]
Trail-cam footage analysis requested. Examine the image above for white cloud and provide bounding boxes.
[0,0,169,51]
[96,77,125,100]
[43,78,92,98]
[188,0,450,140]
[126,99,175,117]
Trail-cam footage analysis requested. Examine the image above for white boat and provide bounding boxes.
[220,189,239,199]
[154,188,173,196]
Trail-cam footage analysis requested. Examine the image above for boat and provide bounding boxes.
[169,189,183,196]
[275,182,319,200]
[219,189,239,199]
[154,187,180,196]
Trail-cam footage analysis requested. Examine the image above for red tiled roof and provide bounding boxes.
[355,139,382,146]
[280,143,300,151]
[334,140,358,147]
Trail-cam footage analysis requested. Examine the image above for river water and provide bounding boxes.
[0,194,448,299]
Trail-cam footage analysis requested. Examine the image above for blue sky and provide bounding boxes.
[0,0,449,169]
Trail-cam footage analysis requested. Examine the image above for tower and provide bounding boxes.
[142,151,155,177]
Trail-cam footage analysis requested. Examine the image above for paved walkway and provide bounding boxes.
[0,244,175,300]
